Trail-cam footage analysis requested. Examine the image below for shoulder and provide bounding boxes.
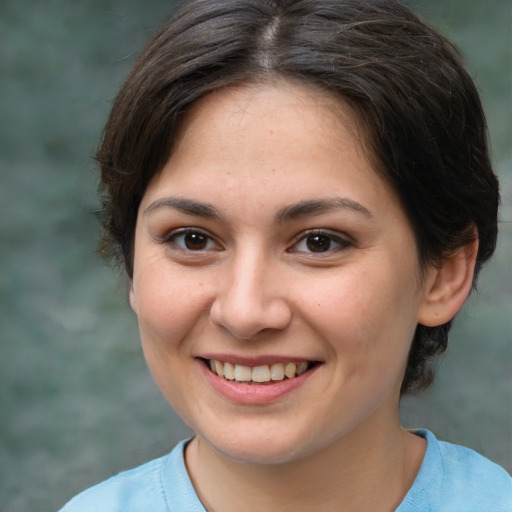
[58,441,192,512]
[435,434,512,506]
[398,430,512,512]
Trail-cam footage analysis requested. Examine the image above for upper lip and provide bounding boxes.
[198,353,322,366]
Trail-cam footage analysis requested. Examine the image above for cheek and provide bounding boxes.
[132,261,212,348]
[131,263,213,419]
[298,265,420,359]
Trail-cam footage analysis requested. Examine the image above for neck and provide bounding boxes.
[185,412,425,512]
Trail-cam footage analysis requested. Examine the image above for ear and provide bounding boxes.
[418,237,479,327]
[129,280,138,313]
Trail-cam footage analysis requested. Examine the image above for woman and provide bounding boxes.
[59,0,511,510]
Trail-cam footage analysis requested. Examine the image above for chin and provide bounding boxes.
[196,423,324,466]
[214,440,303,466]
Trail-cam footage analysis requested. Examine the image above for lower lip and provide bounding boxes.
[199,360,319,404]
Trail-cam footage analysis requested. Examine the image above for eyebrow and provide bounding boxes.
[144,196,372,222]
[275,198,372,223]
[144,197,222,219]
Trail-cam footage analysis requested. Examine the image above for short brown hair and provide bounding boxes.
[97,0,499,393]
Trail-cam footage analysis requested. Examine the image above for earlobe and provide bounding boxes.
[418,238,479,327]
[129,281,137,313]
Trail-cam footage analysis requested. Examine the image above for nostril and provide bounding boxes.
[209,296,292,340]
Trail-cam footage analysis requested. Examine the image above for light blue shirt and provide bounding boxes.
[59,430,512,511]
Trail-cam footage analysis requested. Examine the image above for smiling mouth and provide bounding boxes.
[205,359,317,384]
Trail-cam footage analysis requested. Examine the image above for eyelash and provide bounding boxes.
[288,229,352,255]
[163,228,221,252]
[161,228,351,256]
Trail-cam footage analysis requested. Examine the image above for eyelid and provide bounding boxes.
[160,227,222,251]
[288,229,352,254]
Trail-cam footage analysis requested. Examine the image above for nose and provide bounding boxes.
[209,253,292,340]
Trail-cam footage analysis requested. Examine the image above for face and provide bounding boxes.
[130,81,433,465]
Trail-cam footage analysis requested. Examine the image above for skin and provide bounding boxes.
[129,80,477,511]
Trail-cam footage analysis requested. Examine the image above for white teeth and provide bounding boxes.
[208,360,311,383]
[252,365,271,383]
[270,363,285,381]
[284,362,296,379]
[297,362,308,376]
[234,364,252,382]
[214,360,224,378]
[223,362,235,380]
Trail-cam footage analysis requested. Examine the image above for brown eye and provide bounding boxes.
[167,229,219,251]
[290,230,351,255]
[184,232,208,250]
[306,235,332,252]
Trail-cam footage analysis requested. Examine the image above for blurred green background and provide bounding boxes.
[0,1,510,510]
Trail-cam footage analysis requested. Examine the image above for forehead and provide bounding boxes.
[179,79,364,154]
[141,80,401,225]
[158,82,372,179]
